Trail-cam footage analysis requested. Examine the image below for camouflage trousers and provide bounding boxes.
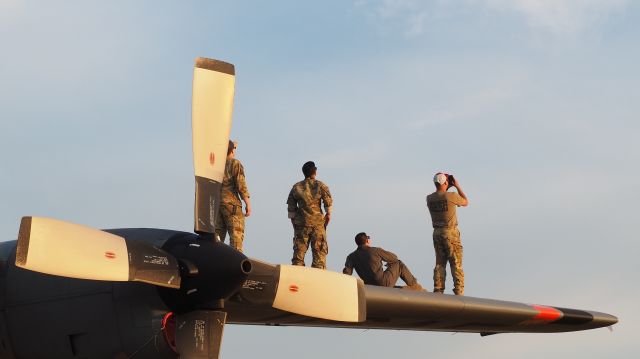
[291,225,327,269]
[215,204,245,252]
[432,227,464,295]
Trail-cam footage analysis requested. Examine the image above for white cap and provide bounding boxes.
[433,173,448,185]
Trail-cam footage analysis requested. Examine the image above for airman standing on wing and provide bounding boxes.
[287,161,333,269]
[426,173,468,295]
[215,140,251,252]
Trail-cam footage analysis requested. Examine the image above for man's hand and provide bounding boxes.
[244,198,252,217]
[453,179,469,206]
[324,213,331,228]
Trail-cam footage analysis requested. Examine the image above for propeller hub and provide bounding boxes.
[158,235,251,312]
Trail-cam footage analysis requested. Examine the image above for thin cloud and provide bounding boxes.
[355,0,438,37]
[0,0,22,12]
[355,0,630,37]
[0,0,24,26]
[483,0,630,35]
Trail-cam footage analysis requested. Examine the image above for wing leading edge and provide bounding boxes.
[226,283,617,335]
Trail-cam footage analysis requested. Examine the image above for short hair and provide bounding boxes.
[355,232,369,246]
[227,140,235,155]
[302,161,317,178]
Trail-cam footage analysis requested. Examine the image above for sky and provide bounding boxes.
[1,0,638,358]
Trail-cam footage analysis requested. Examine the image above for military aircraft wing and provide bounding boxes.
[2,56,618,359]
[226,279,617,335]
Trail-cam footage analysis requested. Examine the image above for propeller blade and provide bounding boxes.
[176,310,226,359]
[15,216,181,288]
[192,57,235,235]
[238,260,366,322]
[273,265,366,322]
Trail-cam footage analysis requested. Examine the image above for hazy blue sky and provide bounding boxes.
[1,1,638,358]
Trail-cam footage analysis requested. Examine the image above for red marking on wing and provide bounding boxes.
[289,284,299,293]
[531,305,563,322]
[105,251,116,259]
[209,152,215,166]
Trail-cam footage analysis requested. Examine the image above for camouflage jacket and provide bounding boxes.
[221,158,250,207]
[287,178,332,227]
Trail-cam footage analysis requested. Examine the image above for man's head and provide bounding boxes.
[227,140,237,157]
[433,172,448,190]
[302,161,317,178]
[355,232,370,246]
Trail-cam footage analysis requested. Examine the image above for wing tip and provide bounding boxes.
[195,57,235,76]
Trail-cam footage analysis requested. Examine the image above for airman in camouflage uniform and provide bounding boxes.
[215,140,251,252]
[426,173,468,295]
[287,161,332,269]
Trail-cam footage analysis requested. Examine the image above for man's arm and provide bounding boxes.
[453,178,469,207]
[286,187,297,224]
[376,247,399,264]
[321,182,333,227]
[242,196,252,217]
[343,255,353,275]
[235,161,252,216]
